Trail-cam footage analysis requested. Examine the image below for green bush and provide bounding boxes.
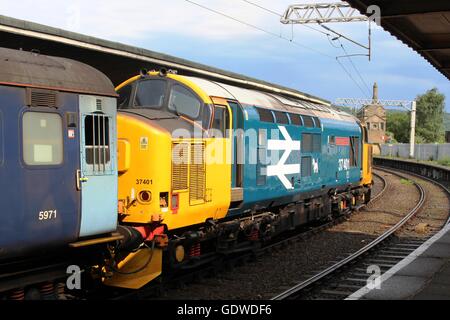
[437,157,450,167]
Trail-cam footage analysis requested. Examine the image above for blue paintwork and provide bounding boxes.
[228,104,362,216]
[0,87,81,259]
[0,87,118,260]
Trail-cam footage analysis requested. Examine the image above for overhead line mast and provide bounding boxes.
[280,2,377,61]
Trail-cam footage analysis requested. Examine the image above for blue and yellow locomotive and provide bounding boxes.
[0,47,372,295]
[105,70,372,289]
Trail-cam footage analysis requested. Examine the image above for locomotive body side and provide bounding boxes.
[227,104,363,217]
[108,71,372,289]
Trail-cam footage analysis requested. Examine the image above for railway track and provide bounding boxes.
[369,171,387,203]
[104,169,396,300]
[105,199,374,300]
[108,212,357,300]
[90,163,448,300]
[271,165,450,300]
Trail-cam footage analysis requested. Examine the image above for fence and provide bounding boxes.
[380,143,450,161]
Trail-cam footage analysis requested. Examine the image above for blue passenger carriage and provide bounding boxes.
[0,48,119,275]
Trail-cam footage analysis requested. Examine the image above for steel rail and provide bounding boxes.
[375,165,450,226]
[370,171,387,203]
[272,166,426,300]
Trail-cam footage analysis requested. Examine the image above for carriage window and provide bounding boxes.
[256,108,274,123]
[329,136,336,145]
[302,115,314,128]
[312,134,321,153]
[302,133,321,153]
[169,85,201,119]
[134,80,167,108]
[84,114,110,167]
[117,85,132,109]
[302,133,313,152]
[23,112,63,165]
[211,105,229,138]
[313,117,321,128]
[273,111,289,124]
[289,113,302,126]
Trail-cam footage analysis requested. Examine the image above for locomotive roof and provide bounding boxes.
[0,47,116,96]
[183,76,357,123]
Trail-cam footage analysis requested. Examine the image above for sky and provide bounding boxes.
[0,0,448,111]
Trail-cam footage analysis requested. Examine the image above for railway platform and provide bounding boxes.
[348,219,450,300]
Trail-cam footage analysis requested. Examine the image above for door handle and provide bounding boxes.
[76,170,89,191]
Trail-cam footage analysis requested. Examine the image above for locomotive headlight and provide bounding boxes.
[138,190,152,203]
[175,245,185,263]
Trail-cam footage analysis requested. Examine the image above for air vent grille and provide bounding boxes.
[28,89,57,108]
[189,143,206,204]
[171,142,189,191]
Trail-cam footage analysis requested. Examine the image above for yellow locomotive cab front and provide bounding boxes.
[105,72,232,289]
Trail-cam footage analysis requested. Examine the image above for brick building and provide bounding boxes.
[357,83,387,145]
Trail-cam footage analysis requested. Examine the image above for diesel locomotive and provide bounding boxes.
[104,70,373,289]
[0,47,373,296]
[0,47,122,298]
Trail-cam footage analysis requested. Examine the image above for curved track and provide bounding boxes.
[271,166,436,300]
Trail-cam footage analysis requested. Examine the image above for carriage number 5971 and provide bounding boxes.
[39,210,57,221]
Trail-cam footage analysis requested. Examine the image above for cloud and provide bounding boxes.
[0,0,332,41]
[0,0,447,110]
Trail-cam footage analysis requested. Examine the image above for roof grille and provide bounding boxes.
[27,88,57,108]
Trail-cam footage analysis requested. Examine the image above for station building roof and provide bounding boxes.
[347,0,450,81]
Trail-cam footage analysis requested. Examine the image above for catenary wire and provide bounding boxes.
[184,0,370,97]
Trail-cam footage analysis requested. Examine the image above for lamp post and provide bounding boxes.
[409,100,417,158]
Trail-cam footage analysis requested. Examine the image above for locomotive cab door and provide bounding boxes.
[228,101,244,189]
[78,95,117,237]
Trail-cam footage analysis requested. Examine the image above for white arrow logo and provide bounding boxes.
[266,126,300,189]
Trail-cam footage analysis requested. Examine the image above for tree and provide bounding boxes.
[415,88,445,143]
[386,88,446,144]
[386,111,410,143]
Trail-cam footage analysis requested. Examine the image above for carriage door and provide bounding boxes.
[78,95,117,237]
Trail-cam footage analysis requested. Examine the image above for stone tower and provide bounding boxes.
[357,82,387,145]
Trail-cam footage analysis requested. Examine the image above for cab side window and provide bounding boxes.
[350,136,360,167]
[23,112,63,165]
[210,105,229,138]
[117,85,132,109]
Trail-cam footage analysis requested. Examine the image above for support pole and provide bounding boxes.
[409,101,416,158]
